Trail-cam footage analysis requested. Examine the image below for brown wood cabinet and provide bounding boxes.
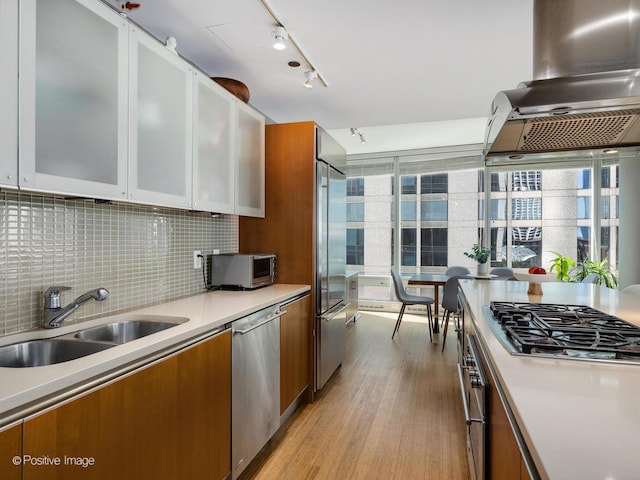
[22,330,231,480]
[0,422,22,480]
[476,340,533,480]
[240,121,319,401]
[280,294,312,415]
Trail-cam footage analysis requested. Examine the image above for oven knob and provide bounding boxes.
[464,354,476,367]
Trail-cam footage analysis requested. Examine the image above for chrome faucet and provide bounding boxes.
[43,286,110,328]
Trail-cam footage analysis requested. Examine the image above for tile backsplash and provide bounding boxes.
[0,191,238,336]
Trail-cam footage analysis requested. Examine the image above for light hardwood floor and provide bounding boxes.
[241,312,471,480]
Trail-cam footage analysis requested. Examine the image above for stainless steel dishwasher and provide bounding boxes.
[231,304,283,479]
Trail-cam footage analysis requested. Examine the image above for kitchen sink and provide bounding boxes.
[0,315,189,368]
[0,339,115,368]
[74,318,184,344]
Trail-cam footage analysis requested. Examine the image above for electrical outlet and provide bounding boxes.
[193,250,202,269]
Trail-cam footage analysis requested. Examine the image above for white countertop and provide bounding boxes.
[0,284,310,423]
[459,279,640,480]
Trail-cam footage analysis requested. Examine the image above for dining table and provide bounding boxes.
[408,272,497,333]
[407,273,449,333]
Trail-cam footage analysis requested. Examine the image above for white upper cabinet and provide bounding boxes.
[0,0,18,188]
[192,71,235,214]
[128,26,193,209]
[235,101,265,217]
[18,0,128,200]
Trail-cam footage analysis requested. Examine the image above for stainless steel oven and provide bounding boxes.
[457,333,488,480]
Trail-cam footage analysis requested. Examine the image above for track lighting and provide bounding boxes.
[260,0,327,87]
[304,70,318,88]
[350,127,366,143]
[273,26,287,50]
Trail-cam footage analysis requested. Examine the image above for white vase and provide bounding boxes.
[477,262,488,276]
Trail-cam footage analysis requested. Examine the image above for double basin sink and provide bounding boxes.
[0,316,189,368]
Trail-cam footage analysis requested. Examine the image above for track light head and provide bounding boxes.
[273,26,288,50]
[350,128,357,136]
[304,70,318,88]
[359,132,366,144]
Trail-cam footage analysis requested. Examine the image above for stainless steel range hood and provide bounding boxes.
[484,0,640,160]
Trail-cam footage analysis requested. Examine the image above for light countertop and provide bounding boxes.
[0,284,310,424]
[459,279,640,480]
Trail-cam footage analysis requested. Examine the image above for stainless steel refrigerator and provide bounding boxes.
[315,129,347,390]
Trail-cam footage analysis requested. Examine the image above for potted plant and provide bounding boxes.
[549,251,575,282]
[573,257,619,288]
[464,244,491,276]
[549,252,619,288]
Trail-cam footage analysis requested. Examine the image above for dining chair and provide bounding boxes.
[621,284,640,296]
[390,268,434,340]
[440,275,465,352]
[489,267,514,278]
[445,266,471,276]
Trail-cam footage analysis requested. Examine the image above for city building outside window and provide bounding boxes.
[347,228,364,265]
[344,149,619,309]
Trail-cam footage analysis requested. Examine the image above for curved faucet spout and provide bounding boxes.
[44,287,110,328]
[73,288,110,305]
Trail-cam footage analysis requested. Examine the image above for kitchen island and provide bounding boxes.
[459,278,640,480]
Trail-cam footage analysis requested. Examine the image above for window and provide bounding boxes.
[601,166,611,188]
[578,169,590,189]
[512,197,541,220]
[421,173,448,194]
[577,227,590,260]
[577,197,590,219]
[401,176,417,194]
[347,202,364,222]
[347,177,364,196]
[347,228,364,265]
[421,200,447,221]
[600,196,611,220]
[421,228,447,266]
[512,171,541,191]
[601,226,611,263]
[401,201,416,221]
[345,150,619,308]
[401,229,416,266]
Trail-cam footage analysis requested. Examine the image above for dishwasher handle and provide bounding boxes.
[233,310,286,335]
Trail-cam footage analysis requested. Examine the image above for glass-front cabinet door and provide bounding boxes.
[128,25,193,209]
[19,0,128,200]
[0,0,18,189]
[192,71,235,213]
[235,101,265,217]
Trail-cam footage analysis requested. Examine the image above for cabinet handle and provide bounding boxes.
[233,310,286,335]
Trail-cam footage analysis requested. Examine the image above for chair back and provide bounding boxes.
[621,284,640,296]
[442,275,465,312]
[390,268,409,303]
[489,267,514,278]
[581,273,598,283]
[445,265,471,276]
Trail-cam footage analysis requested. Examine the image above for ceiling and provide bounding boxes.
[121,0,534,153]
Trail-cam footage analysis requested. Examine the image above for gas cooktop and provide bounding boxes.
[485,302,640,362]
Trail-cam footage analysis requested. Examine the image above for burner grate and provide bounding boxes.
[489,301,640,361]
